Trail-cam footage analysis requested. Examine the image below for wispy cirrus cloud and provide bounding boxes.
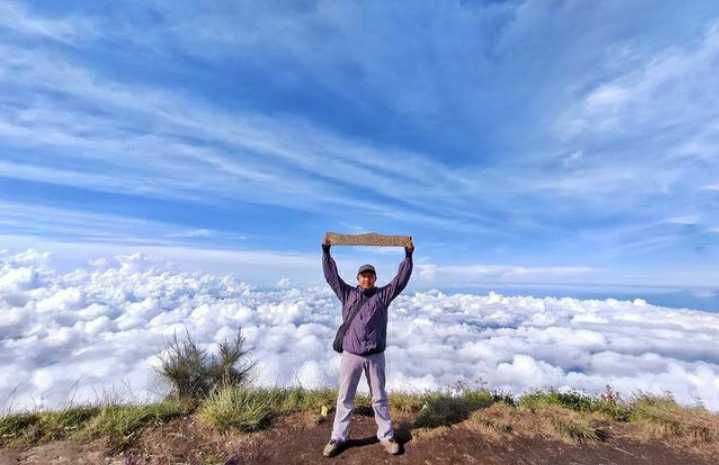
[0,39,500,235]
[0,1,97,43]
[0,1,718,289]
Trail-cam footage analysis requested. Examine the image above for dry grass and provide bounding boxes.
[411,424,453,440]
[627,393,719,444]
[540,406,603,443]
[466,404,608,444]
[2,385,717,452]
[465,403,521,440]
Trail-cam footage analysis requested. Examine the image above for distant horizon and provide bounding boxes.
[2,242,717,313]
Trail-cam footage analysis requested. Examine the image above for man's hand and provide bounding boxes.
[322,233,331,253]
[404,240,414,256]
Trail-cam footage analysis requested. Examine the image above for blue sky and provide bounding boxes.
[1,1,719,295]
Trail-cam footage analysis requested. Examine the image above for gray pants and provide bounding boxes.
[330,350,394,442]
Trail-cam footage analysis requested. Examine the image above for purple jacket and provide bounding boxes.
[322,247,413,355]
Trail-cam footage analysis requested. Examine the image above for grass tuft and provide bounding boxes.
[466,403,518,438]
[79,399,188,449]
[413,393,475,428]
[628,392,717,442]
[545,407,600,443]
[0,412,41,445]
[197,386,273,433]
[0,406,101,446]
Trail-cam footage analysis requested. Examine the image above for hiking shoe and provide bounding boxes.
[323,438,345,457]
[380,437,400,455]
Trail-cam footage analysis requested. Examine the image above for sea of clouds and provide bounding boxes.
[1,249,718,413]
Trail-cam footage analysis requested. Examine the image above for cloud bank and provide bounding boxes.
[1,249,718,414]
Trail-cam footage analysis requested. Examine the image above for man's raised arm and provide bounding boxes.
[322,241,352,303]
[380,242,414,304]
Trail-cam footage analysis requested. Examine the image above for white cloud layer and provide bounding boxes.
[2,249,719,414]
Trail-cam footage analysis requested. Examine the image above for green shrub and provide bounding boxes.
[156,326,256,403]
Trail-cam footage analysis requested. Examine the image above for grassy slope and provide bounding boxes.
[2,386,717,452]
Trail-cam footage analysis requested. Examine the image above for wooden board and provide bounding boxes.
[324,231,412,247]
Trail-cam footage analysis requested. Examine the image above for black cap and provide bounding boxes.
[357,264,376,276]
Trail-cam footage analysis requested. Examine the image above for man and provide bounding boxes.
[321,236,414,457]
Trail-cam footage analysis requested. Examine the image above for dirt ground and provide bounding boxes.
[1,409,715,465]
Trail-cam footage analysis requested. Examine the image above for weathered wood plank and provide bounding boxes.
[324,231,412,247]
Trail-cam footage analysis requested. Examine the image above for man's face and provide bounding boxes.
[357,271,376,289]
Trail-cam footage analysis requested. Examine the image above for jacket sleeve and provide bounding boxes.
[380,249,413,304]
[322,247,352,303]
